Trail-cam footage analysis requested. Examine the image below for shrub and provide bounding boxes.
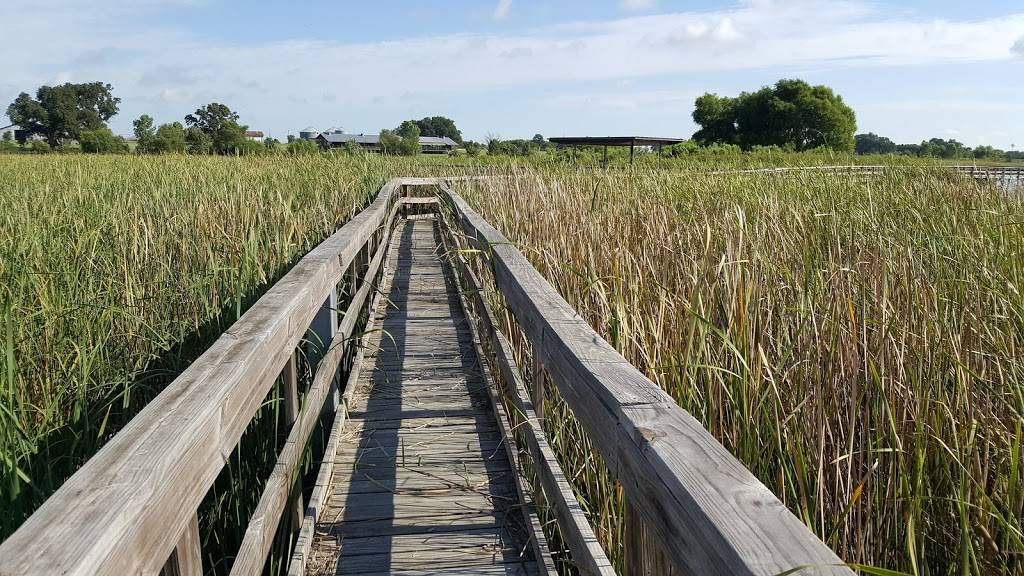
[28,140,51,154]
[79,128,128,154]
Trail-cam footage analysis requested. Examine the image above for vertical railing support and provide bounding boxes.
[530,354,546,429]
[308,289,339,412]
[282,353,304,532]
[161,512,202,576]
[624,502,675,576]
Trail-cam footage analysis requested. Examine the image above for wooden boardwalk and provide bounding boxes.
[0,178,851,576]
[305,217,541,576]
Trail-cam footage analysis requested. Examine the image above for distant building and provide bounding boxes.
[1,124,28,144]
[299,126,320,141]
[315,132,457,154]
[245,130,265,141]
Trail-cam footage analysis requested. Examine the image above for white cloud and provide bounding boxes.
[620,0,656,10]
[1013,34,1024,56]
[493,0,512,20]
[2,0,1024,140]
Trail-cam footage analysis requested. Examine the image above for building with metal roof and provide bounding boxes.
[316,133,457,154]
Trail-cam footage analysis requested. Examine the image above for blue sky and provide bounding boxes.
[3,0,1023,147]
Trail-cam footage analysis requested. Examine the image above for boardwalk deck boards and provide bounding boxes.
[304,218,540,576]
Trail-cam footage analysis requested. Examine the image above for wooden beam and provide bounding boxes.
[443,219,615,576]
[229,200,399,576]
[160,513,202,576]
[439,181,852,576]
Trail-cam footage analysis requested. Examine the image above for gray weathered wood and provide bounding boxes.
[303,217,544,576]
[446,235,616,576]
[439,181,852,576]
[281,354,304,533]
[160,513,202,576]
[231,198,400,576]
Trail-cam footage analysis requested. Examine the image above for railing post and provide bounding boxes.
[308,288,339,411]
[282,353,304,532]
[531,353,545,429]
[161,512,202,576]
[624,502,675,576]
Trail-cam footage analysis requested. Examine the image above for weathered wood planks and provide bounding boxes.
[303,218,544,576]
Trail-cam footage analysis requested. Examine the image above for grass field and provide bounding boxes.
[456,164,1024,575]
[1,152,1022,574]
[0,153,413,571]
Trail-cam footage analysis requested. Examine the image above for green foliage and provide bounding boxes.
[6,82,120,146]
[286,138,319,155]
[133,114,155,153]
[184,103,252,155]
[855,133,896,155]
[0,140,19,153]
[153,123,187,154]
[343,140,361,155]
[262,137,280,152]
[2,130,12,142]
[27,140,51,154]
[974,145,1007,160]
[394,121,422,155]
[486,137,538,156]
[918,138,970,159]
[378,129,402,155]
[693,79,856,152]
[411,116,462,144]
[0,154,403,573]
[79,128,129,154]
[185,126,212,155]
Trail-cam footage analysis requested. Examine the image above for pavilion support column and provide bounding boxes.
[629,140,635,165]
[603,145,608,168]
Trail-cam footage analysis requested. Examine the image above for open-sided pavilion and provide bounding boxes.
[548,135,685,165]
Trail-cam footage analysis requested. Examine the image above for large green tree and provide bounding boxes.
[184,103,247,155]
[692,79,856,152]
[412,116,462,144]
[395,121,421,156]
[6,82,120,146]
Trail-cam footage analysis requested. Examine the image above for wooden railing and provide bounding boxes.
[1,176,854,576]
[0,178,419,576]
[435,180,853,575]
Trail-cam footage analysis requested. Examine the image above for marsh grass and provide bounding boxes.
[0,153,405,571]
[459,164,1024,575]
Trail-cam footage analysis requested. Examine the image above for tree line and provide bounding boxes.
[4,82,286,155]
[854,132,1022,160]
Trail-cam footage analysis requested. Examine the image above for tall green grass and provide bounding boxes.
[0,153,406,571]
[459,165,1024,575]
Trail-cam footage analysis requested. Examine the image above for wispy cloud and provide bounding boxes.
[2,0,1023,141]
[620,0,656,10]
[493,0,512,20]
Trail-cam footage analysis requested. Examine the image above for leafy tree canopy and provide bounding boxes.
[7,82,120,146]
[184,103,250,155]
[692,79,857,152]
[411,116,462,144]
[79,127,129,154]
[855,133,896,155]
[378,129,402,155]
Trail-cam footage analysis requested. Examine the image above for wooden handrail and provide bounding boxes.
[0,179,405,576]
[437,180,853,576]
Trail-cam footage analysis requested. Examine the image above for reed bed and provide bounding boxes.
[0,153,407,571]
[458,165,1024,575]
